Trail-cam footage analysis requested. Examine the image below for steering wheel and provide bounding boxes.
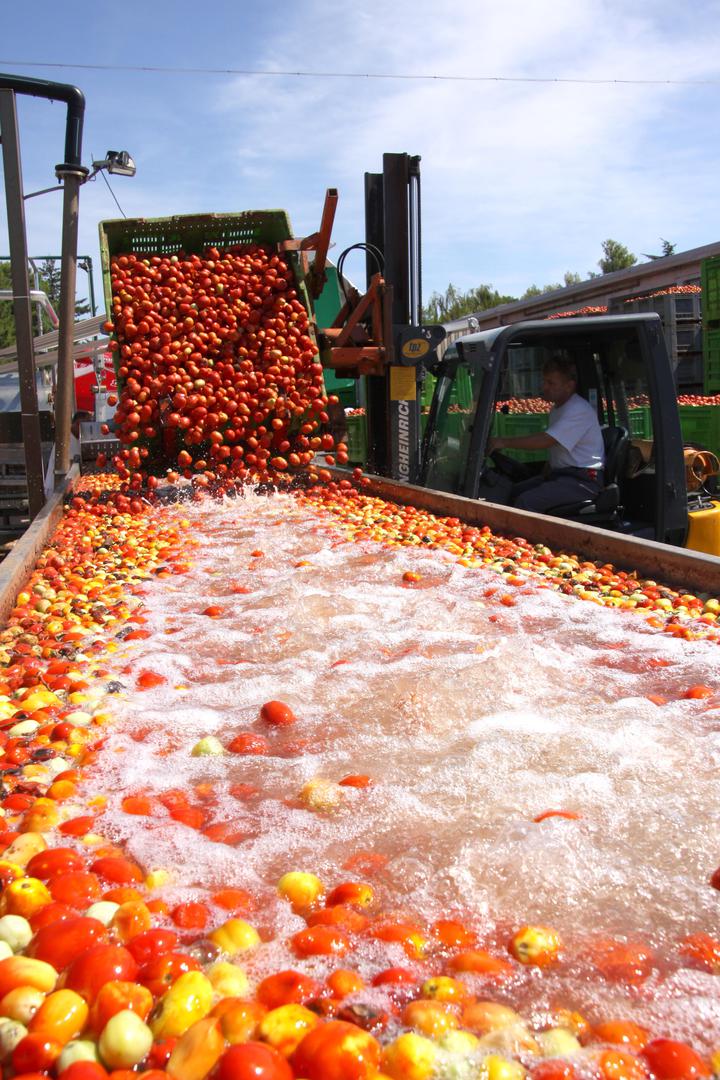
[486,449,528,482]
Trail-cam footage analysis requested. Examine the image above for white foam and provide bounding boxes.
[82,492,720,1048]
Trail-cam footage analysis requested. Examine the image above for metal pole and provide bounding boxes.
[0,89,46,517]
[54,168,86,478]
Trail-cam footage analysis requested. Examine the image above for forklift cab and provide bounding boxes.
[420,314,695,547]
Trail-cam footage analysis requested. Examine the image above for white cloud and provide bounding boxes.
[3,0,720,306]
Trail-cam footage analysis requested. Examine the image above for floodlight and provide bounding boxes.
[92,150,136,178]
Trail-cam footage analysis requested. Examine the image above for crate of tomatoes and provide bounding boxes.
[98,211,328,481]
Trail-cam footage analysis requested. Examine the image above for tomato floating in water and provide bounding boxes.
[27,847,86,880]
[137,669,166,690]
[64,944,138,1002]
[214,1042,292,1080]
[29,916,108,970]
[291,1019,381,1080]
[260,700,297,726]
[228,732,270,755]
[642,1039,711,1079]
[126,928,179,967]
[256,970,321,1009]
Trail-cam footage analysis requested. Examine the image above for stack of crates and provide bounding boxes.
[609,289,703,391]
[701,256,720,394]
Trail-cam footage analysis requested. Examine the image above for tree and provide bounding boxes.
[642,238,677,260]
[598,239,636,274]
[521,272,581,298]
[0,263,16,349]
[422,283,517,324]
[37,257,91,329]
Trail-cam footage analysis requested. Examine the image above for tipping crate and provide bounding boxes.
[98,211,317,468]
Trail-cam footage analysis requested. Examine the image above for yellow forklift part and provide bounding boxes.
[686,500,720,557]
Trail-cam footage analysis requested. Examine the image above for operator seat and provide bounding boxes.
[550,424,631,523]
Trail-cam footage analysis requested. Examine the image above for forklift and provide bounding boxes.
[279,156,720,559]
[418,315,720,556]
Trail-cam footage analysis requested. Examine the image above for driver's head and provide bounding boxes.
[541,355,577,407]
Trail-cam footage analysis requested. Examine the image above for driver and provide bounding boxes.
[486,355,605,513]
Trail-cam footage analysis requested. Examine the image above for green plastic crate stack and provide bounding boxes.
[703,330,720,395]
[98,210,316,468]
[678,404,720,454]
[701,256,720,393]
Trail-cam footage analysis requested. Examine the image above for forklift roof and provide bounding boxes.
[451,312,663,354]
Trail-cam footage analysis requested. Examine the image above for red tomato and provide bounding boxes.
[291,1019,381,1080]
[171,902,209,929]
[58,1063,110,1080]
[12,1032,62,1073]
[50,871,102,908]
[59,816,96,837]
[29,901,75,932]
[214,1042,292,1080]
[90,857,143,884]
[126,928,179,967]
[256,970,321,1009]
[138,952,200,997]
[64,945,139,1002]
[642,1040,710,1079]
[227,732,270,755]
[29,916,108,970]
[291,926,351,958]
[259,700,297,726]
[137,670,166,691]
[371,967,418,987]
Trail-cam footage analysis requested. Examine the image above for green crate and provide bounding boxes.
[345,414,367,463]
[99,211,303,317]
[703,329,720,395]
[678,404,720,453]
[628,407,652,439]
[497,411,550,463]
[701,256,720,325]
[421,371,473,411]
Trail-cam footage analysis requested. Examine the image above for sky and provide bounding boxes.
[2,0,720,317]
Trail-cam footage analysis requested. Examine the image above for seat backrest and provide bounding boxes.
[602,425,630,486]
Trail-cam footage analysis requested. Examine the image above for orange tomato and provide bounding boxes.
[291,1020,381,1080]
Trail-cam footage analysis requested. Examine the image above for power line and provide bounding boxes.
[98,169,126,219]
[1,59,719,86]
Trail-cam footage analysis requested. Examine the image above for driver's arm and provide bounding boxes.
[488,433,558,452]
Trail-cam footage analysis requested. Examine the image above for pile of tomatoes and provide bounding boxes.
[0,482,715,1078]
[107,244,338,488]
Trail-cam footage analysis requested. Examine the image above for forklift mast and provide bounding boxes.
[364,153,424,481]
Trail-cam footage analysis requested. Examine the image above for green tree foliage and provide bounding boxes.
[422,283,516,324]
[642,239,677,260]
[598,239,636,274]
[0,263,16,349]
[521,271,581,299]
[37,258,91,327]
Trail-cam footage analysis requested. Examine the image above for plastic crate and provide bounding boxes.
[99,210,302,316]
[701,256,720,324]
[628,408,652,439]
[678,404,720,453]
[703,329,720,394]
[616,293,702,323]
[345,414,367,463]
[497,411,550,463]
[98,211,315,467]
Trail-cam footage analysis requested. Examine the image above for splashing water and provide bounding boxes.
[88,489,720,1048]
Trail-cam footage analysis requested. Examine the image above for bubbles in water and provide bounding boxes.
[88,490,720,1045]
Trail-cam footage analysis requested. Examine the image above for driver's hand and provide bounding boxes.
[487,437,502,455]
